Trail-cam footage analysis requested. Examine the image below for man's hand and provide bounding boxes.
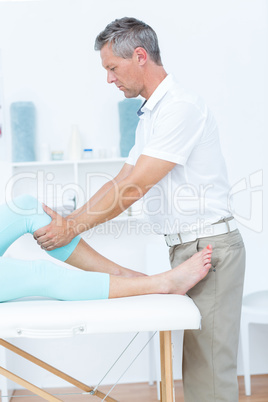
[34,204,75,250]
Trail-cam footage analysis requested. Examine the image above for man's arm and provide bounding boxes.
[33,162,134,249]
[70,162,134,219]
[34,155,175,250]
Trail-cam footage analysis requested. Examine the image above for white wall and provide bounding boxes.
[0,0,267,390]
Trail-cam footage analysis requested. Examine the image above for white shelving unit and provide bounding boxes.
[11,157,126,188]
[11,158,127,195]
[11,157,127,167]
[10,157,143,220]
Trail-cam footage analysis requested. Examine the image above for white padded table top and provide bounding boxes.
[0,294,201,339]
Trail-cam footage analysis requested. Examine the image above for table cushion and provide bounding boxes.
[0,294,201,339]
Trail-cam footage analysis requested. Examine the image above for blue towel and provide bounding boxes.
[118,98,142,157]
[10,101,36,162]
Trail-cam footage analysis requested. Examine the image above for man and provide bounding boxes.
[34,17,246,402]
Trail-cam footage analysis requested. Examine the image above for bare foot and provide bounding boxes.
[166,245,212,295]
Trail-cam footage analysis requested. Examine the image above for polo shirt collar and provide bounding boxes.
[137,100,147,116]
[140,73,174,116]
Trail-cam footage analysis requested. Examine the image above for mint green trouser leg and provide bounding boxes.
[0,195,110,302]
[0,257,110,302]
[0,194,80,261]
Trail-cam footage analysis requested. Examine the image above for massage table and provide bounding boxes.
[0,294,201,401]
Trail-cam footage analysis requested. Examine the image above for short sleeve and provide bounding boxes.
[142,101,206,165]
[125,144,137,166]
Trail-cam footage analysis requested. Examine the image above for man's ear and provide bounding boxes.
[134,47,147,65]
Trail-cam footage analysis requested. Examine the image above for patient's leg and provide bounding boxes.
[0,256,109,302]
[0,246,212,302]
[0,195,142,277]
[0,195,80,261]
[65,239,145,277]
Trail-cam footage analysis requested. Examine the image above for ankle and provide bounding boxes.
[153,272,172,295]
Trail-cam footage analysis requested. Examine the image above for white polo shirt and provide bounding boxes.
[126,74,231,235]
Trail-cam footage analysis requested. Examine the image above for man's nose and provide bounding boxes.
[107,70,116,84]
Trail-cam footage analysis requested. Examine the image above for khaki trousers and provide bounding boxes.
[169,229,246,402]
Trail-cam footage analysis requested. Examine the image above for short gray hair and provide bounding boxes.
[94,17,163,66]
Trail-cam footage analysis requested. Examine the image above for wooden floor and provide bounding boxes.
[4,375,268,401]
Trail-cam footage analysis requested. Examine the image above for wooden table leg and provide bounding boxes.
[159,331,174,402]
[0,339,118,402]
[0,367,62,402]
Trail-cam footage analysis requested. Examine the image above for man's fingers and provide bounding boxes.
[42,203,58,220]
[34,231,54,246]
[33,208,68,250]
[41,244,56,251]
[33,227,48,240]
[34,205,61,240]
[37,238,54,248]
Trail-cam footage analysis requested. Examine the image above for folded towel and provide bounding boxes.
[10,101,36,162]
[118,98,142,157]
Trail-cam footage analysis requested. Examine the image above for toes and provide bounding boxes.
[202,245,213,259]
[202,250,212,260]
[204,257,211,265]
[205,263,212,270]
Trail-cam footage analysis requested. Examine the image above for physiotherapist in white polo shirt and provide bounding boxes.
[35,17,246,402]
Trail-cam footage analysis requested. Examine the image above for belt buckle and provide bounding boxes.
[164,234,182,247]
[164,234,171,247]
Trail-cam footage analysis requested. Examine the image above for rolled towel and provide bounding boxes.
[118,98,142,157]
[10,101,36,162]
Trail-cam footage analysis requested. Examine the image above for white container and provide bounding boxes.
[83,149,94,159]
[39,143,50,161]
[51,151,64,160]
[68,124,82,160]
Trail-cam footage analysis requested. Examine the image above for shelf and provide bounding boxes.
[12,160,73,168]
[11,158,127,168]
[77,158,126,165]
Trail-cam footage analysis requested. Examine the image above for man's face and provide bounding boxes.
[100,43,143,98]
